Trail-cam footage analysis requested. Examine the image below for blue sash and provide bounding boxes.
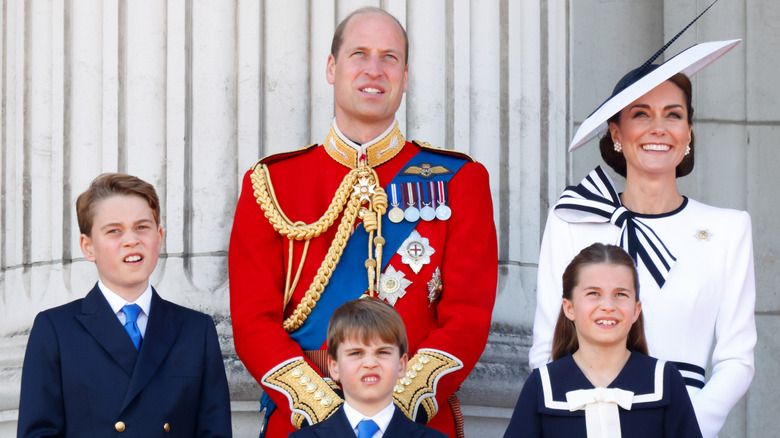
[290,150,468,349]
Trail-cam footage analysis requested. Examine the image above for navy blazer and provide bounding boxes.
[288,405,448,438]
[17,284,232,437]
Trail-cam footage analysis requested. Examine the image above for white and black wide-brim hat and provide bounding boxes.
[569,39,740,152]
[568,0,741,152]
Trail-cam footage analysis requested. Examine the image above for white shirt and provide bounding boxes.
[343,401,395,438]
[98,280,153,336]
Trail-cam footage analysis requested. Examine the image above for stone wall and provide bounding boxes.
[1,1,777,437]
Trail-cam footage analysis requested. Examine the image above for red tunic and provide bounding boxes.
[229,138,497,437]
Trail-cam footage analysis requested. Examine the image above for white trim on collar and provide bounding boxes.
[540,358,666,411]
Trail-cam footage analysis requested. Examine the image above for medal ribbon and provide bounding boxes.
[406,183,417,208]
[290,150,469,349]
[553,166,676,288]
[437,181,448,206]
[390,183,400,207]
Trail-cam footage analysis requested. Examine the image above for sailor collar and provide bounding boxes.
[324,120,405,168]
[539,353,668,414]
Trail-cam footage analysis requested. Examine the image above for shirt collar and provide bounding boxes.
[98,280,153,316]
[324,119,405,168]
[343,401,395,434]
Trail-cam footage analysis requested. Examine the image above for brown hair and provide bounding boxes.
[327,298,408,359]
[330,7,409,65]
[76,173,160,236]
[599,73,695,178]
[551,243,648,360]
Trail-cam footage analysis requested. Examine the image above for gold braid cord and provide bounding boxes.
[251,162,387,333]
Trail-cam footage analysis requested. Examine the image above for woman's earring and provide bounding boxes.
[685,144,691,156]
[613,142,622,153]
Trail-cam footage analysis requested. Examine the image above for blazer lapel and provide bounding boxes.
[120,289,183,411]
[75,284,138,376]
[385,407,418,436]
[317,407,353,438]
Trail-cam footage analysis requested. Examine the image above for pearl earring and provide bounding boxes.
[613,142,622,153]
[685,144,691,156]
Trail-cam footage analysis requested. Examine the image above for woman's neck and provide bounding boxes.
[572,346,632,388]
[621,171,683,214]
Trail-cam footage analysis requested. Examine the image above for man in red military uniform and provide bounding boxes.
[229,7,498,437]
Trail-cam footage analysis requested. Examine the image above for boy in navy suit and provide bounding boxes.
[17,173,232,437]
[289,298,446,438]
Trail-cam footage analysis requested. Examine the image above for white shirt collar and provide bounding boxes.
[332,118,398,155]
[343,401,395,436]
[98,280,153,317]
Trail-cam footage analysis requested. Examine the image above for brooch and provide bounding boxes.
[694,229,713,242]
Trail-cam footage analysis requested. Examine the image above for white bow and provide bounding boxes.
[566,387,634,438]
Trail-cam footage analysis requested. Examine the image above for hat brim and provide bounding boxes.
[569,39,742,152]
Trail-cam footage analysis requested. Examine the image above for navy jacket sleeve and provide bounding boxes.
[196,314,233,437]
[504,369,542,438]
[18,312,66,438]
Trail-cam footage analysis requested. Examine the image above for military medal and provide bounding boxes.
[388,184,404,223]
[398,230,435,274]
[420,182,436,221]
[403,183,420,222]
[352,176,376,203]
[435,181,452,221]
[378,265,412,306]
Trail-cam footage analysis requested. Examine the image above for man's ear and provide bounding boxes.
[326,54,336,85]
[80,234,96,262]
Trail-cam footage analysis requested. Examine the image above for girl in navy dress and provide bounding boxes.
[505,243,701,437]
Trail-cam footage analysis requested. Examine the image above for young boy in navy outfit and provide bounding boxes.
[289,298,446,438]
[17,173,232,437]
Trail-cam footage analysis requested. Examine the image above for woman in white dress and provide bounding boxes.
[528,39,756,438]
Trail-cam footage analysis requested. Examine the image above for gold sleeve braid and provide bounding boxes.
[261,358,344,428]
[393,349,464,422]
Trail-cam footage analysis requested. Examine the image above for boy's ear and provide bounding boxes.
[80,234,96,262]
[155,225,164,251]
[327,355,340,383]
[397,353,408,379]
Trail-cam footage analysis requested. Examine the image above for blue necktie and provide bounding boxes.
[357,419,379,438]
[122,304,143,350]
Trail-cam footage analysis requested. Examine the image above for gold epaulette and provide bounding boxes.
[412,140,476,162]
[393,349,464,422]
[262,357,344,428]
[251,143,319,170]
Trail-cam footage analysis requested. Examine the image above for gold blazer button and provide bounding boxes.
[114,421,126,432]
[163,423,171,432]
